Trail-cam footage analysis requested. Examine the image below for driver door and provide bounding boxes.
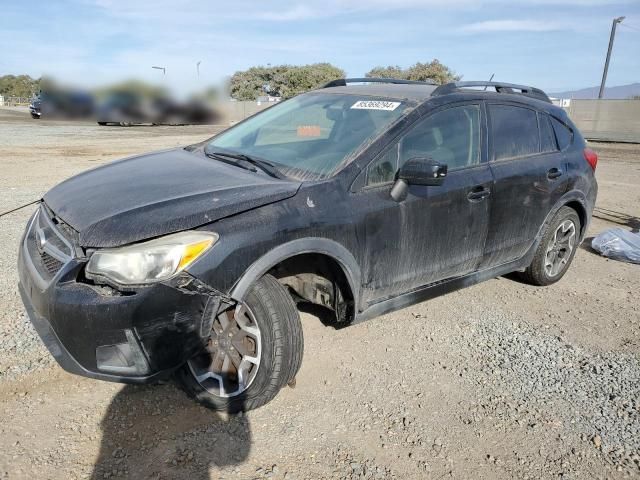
[352,102,492,306]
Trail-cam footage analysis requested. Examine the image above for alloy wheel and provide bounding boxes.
[544,219,576,277]
[187,302,262,398]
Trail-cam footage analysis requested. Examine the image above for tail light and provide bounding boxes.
[584,148,598,171]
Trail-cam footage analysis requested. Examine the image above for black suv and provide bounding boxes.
[18,79,598,412]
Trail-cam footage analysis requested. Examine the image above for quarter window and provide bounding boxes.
[550,117,573,150]
[489,104,539,161]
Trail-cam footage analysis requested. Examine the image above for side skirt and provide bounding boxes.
[353,256,529,324]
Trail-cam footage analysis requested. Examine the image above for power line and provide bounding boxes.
[619,23,640,33]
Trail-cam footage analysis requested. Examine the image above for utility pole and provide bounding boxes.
[196,61,201,79]
[598,16,625,99]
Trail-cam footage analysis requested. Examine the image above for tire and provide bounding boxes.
[519,206,581,286]
[178,274,303,412]
[97,122,107,126]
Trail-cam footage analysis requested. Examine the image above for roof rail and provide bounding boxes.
[432,81,551,103]
[322,77,437,88]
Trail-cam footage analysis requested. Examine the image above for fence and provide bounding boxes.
[220,100,275,123]
[0,96,31,106]
[563,100,640,143]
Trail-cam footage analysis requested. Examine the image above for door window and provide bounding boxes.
[365,104,481,186]
[489,104,540,161]
[539,113,559,153]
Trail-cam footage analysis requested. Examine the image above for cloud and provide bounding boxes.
[460,19,566,33]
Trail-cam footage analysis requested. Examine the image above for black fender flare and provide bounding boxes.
[532,190,590,251]
[229,237,362,310]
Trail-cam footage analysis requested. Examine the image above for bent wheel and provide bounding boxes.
[178,274,303,412]
[187,302,262,398]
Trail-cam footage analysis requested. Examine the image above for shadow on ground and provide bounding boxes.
[90,329,251,479]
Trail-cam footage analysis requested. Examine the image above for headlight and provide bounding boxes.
[86,231,218,285]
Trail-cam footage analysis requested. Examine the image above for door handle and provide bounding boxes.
[467,186,490,201]
[547,167,563,179]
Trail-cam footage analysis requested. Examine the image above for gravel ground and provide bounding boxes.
[0,107,638,479]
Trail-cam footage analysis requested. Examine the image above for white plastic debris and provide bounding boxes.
[591,228,640,264]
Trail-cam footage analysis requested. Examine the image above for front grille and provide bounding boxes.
[24,205,76,282]
[41,250,65,275]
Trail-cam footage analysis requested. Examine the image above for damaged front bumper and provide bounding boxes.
[17,212,224,383]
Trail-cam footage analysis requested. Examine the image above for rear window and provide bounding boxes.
[550,117,573,150]
[489,104,540,161]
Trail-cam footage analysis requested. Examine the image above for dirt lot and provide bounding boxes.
[0,106,638,479]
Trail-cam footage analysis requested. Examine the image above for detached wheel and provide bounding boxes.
[519,206,581,286]
[178,274,303,412]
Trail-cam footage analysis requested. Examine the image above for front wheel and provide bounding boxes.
[519,206,581,286]
[178,274,303,412]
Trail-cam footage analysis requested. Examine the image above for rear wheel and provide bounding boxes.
[519,206,581,286]
[178,274,303,412]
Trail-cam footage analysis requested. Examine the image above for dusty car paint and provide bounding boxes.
[18,85,597,385]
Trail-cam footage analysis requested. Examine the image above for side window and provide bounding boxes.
[366,144,398,186]
[489,104,539,161]
[399,105,481,170]
[365,104,481,187]
[550,116,573,150]
[539,113,558,153]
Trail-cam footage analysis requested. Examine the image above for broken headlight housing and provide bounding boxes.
[86,231,218,285]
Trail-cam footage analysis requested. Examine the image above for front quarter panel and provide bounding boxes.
[186,176,363,305]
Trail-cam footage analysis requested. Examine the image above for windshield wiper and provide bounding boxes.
[207,151,285,179]
[205,152,258,173]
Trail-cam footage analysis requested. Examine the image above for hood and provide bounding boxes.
[43,148,301,248]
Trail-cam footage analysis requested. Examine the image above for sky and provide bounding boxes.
[1,0,639,94]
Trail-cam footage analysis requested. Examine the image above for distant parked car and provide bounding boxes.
[29,91,94,119]
[96,92,219,126]
[19,78,598,412]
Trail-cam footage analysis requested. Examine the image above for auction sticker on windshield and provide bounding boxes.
[351,100,401,111]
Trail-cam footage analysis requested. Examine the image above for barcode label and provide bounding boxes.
[351,100,401,111]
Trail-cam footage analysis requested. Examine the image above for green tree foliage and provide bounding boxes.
[365,65,404,79]
[229,63,345,100]
[0,75,40,98]
[366,60,460,85]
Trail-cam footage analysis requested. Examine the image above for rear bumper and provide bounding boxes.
[17,226,217,384]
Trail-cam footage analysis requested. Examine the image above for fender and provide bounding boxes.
[526,189,591,260]
[230,237,362,309]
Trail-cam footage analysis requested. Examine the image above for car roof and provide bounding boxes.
[315,80,556,110]
[319,84,438,101]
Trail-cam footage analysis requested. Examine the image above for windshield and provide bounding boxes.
[206,93,409,181]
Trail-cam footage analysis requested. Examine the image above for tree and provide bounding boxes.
[229,63,345,100]
[0,74,40,98]
[365,65,404,79]
[366,60,460,85]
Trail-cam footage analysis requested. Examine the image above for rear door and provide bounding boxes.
[480,103,569,268]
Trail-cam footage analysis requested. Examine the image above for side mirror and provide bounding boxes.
[398,157,447,186]
[390,157,448,202]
